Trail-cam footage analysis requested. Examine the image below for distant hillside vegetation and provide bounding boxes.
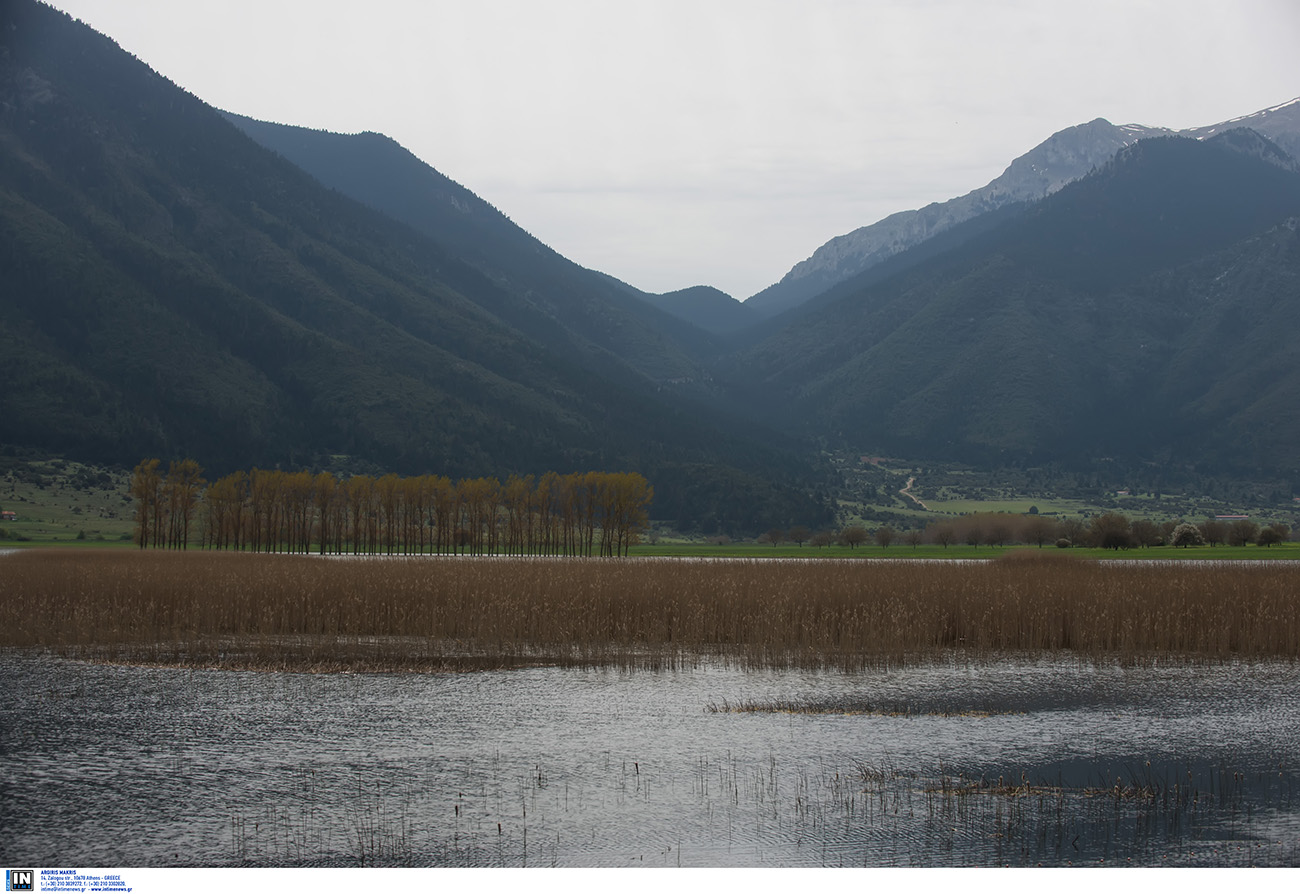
[0,1,830,533]
[721,133,1300,475]
[221,113,727,378]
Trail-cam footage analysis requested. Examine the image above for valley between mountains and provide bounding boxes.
[3,1,1300,533]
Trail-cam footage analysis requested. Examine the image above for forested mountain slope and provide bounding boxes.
[225,114,761,340]
[221,113,732,372]
[0,1,829,531]
[723,132,1300,475]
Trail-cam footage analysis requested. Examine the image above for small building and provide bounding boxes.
[0,511,16,522]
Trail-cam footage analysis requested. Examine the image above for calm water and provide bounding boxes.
[2,652,1298,867]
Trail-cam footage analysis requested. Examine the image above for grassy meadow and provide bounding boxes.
[3,549,1298,672]
[630,540,1300,560]
[0,459,134,545]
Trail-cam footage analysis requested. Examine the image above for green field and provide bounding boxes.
[830,453,1299,532]
[626,541,1300,561]
[0,459,135,546]
[920,498,1090,516]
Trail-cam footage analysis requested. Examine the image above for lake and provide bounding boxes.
[2,652,1298,866]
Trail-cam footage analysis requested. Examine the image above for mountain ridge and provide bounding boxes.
[220,112,725,383]
[742,117,1171,318]
[721,132,1300,474]
[0,0,831,531]
[743,98,1300,321]
[6,0,1299,533]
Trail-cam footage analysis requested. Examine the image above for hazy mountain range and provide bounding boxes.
[3,1,1299,530]
[745,98,1300,321]
[724,129,1300,476]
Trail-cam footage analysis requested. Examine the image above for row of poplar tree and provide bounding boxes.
[130,459,654,557]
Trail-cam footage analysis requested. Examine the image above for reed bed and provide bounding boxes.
[2,549,1298,671]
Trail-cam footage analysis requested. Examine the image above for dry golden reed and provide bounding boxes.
[2,549,1298,671]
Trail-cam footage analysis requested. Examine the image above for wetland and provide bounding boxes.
[2,550,1299,866]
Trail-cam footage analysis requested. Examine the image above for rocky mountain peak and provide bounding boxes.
[742,100,1300,322]
[986,118,1170,202]
[743,118,1168,319]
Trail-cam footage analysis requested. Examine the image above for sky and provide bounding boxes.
[46,0,1300,300]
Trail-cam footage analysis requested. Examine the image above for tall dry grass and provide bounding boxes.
[2,550,1298,671]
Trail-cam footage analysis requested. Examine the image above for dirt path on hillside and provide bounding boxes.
[899,476,928,510]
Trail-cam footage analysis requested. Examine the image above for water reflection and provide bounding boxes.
[2,653,1297,866]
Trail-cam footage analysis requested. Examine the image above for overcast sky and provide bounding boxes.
[47,0,1300,300]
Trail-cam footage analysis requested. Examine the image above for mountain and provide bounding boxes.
[8,0,1299,526]
[722,132,1300,475]
[223,114,765,341]
[747,98,1300,322]
[638,286,760,336]
[743,118,1170,319]
[1183,97,1300,161]
[0,1,830,531]
[220,113,727,378]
